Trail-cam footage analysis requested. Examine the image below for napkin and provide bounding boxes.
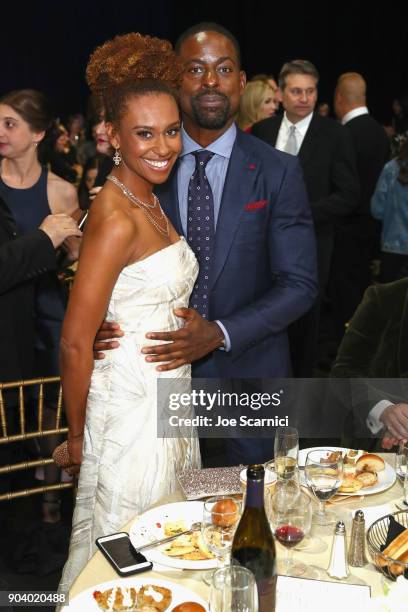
[380,515,407,551]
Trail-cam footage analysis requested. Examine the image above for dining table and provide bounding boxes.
[69,453,404,608]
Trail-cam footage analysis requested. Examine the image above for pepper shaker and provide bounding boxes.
[348,509,368,567]
[327,521,349,579]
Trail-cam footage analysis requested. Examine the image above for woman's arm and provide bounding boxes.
[371,163,392,221]
[48,173,82,263]
[60,204,136,466]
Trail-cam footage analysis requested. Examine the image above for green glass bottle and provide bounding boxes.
[231,464,277,611]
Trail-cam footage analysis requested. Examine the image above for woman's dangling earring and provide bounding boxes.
[113,148,122,166]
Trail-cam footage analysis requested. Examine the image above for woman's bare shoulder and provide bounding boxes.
[47,171,78,213]
[85,187,137,244]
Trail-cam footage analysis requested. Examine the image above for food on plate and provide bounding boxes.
[356,453,385,473]
[93,586,138,611]
[338,477,364,493]
[93,583,172,611]
[211,498,239,527]
[339,451,385,492]
[356,471,378,487]
[163,520,188,536]
[138,585,172,611]
[326,451,343,463]
[162,529,214,561]
[344,448,365,465]
[307,448,387,494]
[172,603,206,612]
[344,448,358,461]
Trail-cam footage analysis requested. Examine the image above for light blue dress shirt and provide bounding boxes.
[177,124,237,350]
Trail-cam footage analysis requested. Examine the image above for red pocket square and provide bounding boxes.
[244,199,269,211]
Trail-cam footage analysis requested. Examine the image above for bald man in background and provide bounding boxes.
[331,73,390,341]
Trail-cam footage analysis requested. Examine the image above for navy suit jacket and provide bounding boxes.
[156,129,318,378]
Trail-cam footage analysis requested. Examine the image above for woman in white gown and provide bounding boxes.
[58,33,200,594]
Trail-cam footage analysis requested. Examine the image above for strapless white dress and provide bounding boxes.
[59,238,201,594]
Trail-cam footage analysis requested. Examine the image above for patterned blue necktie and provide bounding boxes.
[187,150,215,319]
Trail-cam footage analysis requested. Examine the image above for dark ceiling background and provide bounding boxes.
[1,2,407,123]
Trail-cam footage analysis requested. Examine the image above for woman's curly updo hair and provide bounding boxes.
[86,33,183,125]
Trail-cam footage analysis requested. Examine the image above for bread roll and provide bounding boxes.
[338,477,363,493]
[356,471,378,487]
[383,526,408,560]
[172,604,206,612]
[356,453,385,473]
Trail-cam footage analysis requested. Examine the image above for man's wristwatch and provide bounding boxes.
[219,336,226,349]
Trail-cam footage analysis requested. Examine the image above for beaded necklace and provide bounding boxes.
[107,174,169,237]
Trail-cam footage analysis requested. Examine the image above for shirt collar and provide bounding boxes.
[282,111,314,137]
[180,123,237,159]
[341,106,369,125]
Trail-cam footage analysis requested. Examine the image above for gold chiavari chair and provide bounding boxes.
[0,376,73,501]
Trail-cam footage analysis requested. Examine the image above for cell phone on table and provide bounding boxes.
[96,532,153,576]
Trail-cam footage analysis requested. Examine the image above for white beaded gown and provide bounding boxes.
[59,237,201,594]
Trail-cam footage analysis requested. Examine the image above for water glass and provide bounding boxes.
[202,496,241,584]
[304,448,343,525]
[209,566,258,612]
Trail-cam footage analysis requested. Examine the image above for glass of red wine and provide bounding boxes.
[270,490,312,576]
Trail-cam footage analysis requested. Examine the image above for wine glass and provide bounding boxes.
[209,566,258,612]
[274,426,299,481]
[202,496,241,583]
[304,449,343,526]
[270,490,312,576]
[396,441,408,506]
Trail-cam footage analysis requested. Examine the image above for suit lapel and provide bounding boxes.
[211,131,257,289]
[268,117,282,146]
[156,162,184,236]
[398,287,408,376]
[298,113,320,165]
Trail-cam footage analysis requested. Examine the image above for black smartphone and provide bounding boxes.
[96,532,152,576]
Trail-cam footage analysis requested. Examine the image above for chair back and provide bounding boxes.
[0,376,73,501]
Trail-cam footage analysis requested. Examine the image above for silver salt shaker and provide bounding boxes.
[348,509,368,567]
[327,521,349,579]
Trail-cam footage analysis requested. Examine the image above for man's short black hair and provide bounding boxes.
[175,22,241,67]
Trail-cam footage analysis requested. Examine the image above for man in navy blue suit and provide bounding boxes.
[95,23,318,464]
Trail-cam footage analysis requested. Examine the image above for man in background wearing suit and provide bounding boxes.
[95,24,318,465]
[252,60,359,377]
[331,72,390,340]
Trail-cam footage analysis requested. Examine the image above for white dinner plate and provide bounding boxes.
[67,576,208,611]
[298,447,396,496]
[129,501,217,570]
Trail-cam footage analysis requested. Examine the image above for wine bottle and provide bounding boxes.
[231,464,277,611]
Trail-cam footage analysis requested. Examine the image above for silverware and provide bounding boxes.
[135,521,201,552]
